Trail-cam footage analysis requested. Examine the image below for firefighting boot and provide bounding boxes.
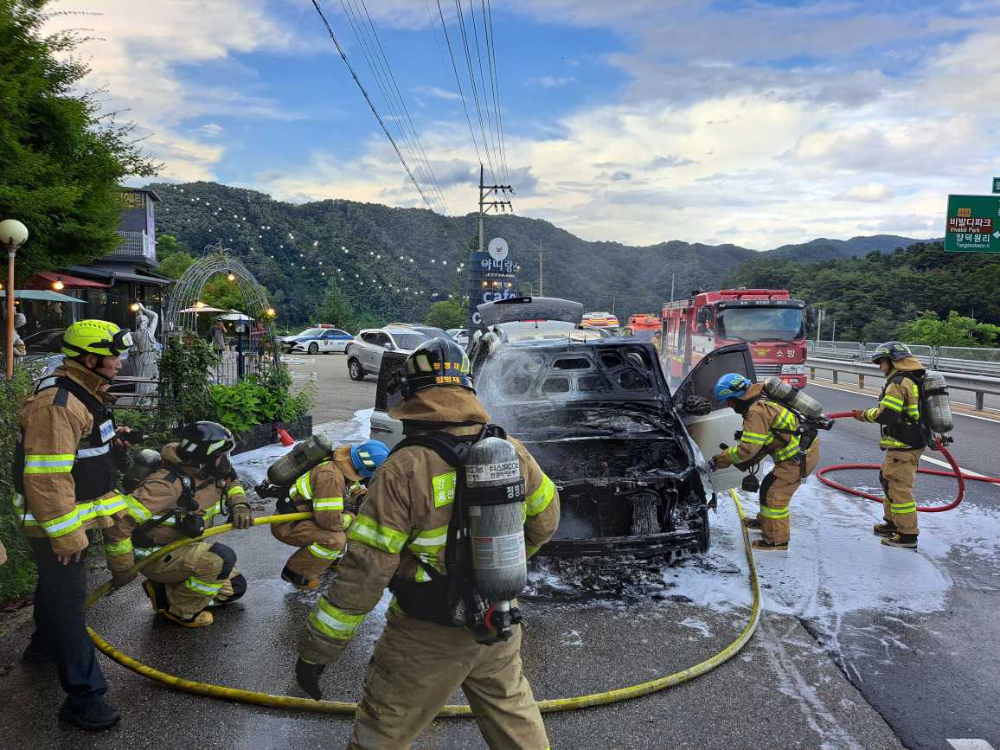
[742,517,762,531]
[881,533,918,550]
[752,539,788,551]
[58,697,121,731]
[142,580,169,613]
[281,565,320,591]
[873,522,897,538]
[160,609,214,628]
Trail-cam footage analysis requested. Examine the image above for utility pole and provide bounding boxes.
[538,247,543,296]
[611,293,616,318]
[831,317,837,342]
[470,164,514,330]
[670,273,675,303]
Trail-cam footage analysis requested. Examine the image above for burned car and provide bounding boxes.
[371,296,755,560]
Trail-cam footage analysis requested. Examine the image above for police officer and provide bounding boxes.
[271,439,389,590]
[111,421,253,627]
[294,338,560,749]
[852,342,925,549]
[14,319,135,730]
[710,373,820,551]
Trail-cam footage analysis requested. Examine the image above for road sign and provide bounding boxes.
[993,177,1000,194]
[945,195,1000,254]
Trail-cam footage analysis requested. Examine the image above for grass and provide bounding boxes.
[0,507,37,606]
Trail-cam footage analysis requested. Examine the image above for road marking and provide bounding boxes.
[809,383,1000,424]
[947,741,996,750]
[919,454,990,480]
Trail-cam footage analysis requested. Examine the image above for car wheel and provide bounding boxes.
[308,343,319,354]
[696,504,711,553]
[348,358,365,381]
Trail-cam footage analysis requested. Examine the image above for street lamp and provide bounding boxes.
[0,219,29,379]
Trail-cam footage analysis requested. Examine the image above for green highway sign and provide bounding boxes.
[945,195,1000,254]
[993,177,1000,194]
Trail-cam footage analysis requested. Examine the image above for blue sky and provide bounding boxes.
[50,0,1000,248]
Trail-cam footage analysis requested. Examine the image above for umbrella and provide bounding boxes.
[0,290,84,303]
[217,309,253,321]
[179,304,227,314]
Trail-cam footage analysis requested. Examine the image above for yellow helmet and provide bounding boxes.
[61,319,133,358]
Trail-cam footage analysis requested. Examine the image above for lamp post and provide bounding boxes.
[0,219,29,379]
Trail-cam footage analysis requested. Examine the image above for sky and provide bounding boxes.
[47,0,1000,249]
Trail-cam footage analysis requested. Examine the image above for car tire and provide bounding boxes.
[308,343,319,354]
[348,358,365,381]
[696,504,711,553]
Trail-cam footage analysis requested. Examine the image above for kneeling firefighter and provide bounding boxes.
[851,342,929,549]
[295,338,560,750]
[111,421,253,627]
[710,373,823,551]
[266,437,390,590]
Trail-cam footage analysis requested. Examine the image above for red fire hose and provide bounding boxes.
[817,411,1000,512]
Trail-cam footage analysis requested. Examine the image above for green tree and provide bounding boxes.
[156,233,186,255]
[200,274,265,312]
[424,299,467,330]
[0,1,158,279]
[313,283,359,332]
[158,250,197,280]
[895,310,1000,347]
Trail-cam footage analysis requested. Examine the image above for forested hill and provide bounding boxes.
[149,181,926,325]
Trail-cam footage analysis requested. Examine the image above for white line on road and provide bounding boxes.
[947,740,996,750]
[809,383,1000,424]
[919,454,990,480]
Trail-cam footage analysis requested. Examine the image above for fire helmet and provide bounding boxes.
[714,373,753,402]
[350,440,390,478]
[176,421,236,475]
[400,338,474,399]
[62,319,133,359]
[871,341,912,364]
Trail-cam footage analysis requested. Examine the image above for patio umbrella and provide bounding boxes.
[179,304,227,314]
[217,309,253,321]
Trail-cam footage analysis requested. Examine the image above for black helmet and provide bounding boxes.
[871,341,911,364]
[400,337,474,399]
[176,421,236,477]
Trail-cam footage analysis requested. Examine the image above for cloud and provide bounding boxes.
[532,75,576,89]
[835,183,895,203]
[197,123,225,139]
[648,154,697,169]
[416,86,462,102]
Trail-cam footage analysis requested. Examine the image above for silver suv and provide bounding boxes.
[345,326,431,381]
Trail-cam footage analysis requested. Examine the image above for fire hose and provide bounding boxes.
[817,411,1000,510]
[84,490,760,716]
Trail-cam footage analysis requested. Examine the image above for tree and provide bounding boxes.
[313,283,359,332]
[158,250,197,280]
[0,1,158,280]
[895,311,1000,348]
[424,299,467,330]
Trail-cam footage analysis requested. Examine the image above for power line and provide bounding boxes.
[432,0,484,171]
[453,0,499,185]
[467,0,503,182]
[483,0,510,184]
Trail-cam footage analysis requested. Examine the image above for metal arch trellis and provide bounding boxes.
[165,242,281,378]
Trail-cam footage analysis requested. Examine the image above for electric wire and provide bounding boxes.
[433,0,484,173]
[466,0,503,182]
[483,0,509,184]
[453,0,499,185]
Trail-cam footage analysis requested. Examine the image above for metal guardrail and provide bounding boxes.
[807,340,1000,377]
[806,357,1000,411]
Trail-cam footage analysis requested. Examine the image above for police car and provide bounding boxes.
[282,327,353,355]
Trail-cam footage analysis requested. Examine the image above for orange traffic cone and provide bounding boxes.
[275,427,294,447]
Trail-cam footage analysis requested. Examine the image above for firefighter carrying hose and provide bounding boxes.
[294,338,560,749]
[269,439,390,590]
[852,342,925,549]
[710,373,820,551]
[13,319,136,731]
[109,421,253,627]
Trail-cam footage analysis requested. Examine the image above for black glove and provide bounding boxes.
[296,658,326,701]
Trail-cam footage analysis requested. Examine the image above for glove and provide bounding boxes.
[111,568,137,589]
[295,657,327,701]
[708,458,717,472]
[852,409,868,422]
[230,503,253,530]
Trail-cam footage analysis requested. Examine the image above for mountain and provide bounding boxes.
[149,181,929,325]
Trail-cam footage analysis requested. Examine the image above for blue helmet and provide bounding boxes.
[350,440,390,478]
[713,373,752,402]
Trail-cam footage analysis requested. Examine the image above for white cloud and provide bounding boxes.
[197,123,225,139]
[533,75,576,89]
[835,183,895,203]
[416,86,462,101]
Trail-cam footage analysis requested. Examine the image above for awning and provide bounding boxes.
[27,271,110,290]
[0,290,84,303]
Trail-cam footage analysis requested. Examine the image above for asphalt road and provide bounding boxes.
[2,368,998,748]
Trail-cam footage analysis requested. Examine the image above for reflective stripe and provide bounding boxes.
[104,538,133,556]
[760,505,789,519]
[309,598,366,641]
[41,506,84,537]
[727,444,741,461]
[864,408,879,422]
[227,485,247,499]
[134,545,162,559]
[740,431,769,445]
[526,476,555,517]
[890,501,917,514]
[348,514,407,554]
[774,438,801,463]
[293,472,313,501]
[307,542,342,561]
[122,494,153,522]
[313,497,344,512]
[881,437,911,449]
[525,544,540,558]
[184,576,224,596]
[24,452,74,474]
[11,493,39,526]
[18,492,127,536]
[881,396,904,413]
[773,408,795,430]
[77,444,111,458]
[408,526,448,554]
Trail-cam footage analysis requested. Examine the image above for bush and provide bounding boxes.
[209,374,313,436]
[1,365,43,605]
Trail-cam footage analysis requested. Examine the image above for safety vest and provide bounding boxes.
[878,374,925,450]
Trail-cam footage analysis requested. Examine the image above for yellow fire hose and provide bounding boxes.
[85,489,760,715]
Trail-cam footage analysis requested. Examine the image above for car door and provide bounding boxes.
[672,342,756,492]
[371,332,393,373]
[330,329,350,353]
[321,330,337,352]
[370,350,409,447]
[358,332,378,370]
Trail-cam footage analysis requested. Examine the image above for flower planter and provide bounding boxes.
[232,415,313,455]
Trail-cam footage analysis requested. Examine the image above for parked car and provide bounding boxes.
[371,296,754,560]
[281,327,353,354]
[345,326,431,381]
[447,328,470,347]
[407,325,454,342]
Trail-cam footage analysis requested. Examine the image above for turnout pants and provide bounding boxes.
[142,541,244,619]
[880,448,923,536]
[349,610,549,750]
[271,520,346,581]
[757,444,820,545]
[27,536,109,707]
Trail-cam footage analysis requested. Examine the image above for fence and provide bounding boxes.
[806,340,1000,376]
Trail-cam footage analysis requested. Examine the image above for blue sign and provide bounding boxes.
[993,177,1000,194]
[469,249,519,329]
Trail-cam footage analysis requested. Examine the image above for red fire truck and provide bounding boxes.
[660,289,808,388]
[623,314,662,344]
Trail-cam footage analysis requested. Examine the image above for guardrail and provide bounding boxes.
[806,357,1000,411]
[807,340,1000,377]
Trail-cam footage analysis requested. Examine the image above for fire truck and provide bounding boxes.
[660,289,807,388]
[623,313,662,344]
[581,312,620,329]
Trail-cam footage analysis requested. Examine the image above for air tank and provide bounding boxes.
[763,376,824,419]
[123,449,162,493]
[464,436,527,602]
[266,434,333,487]
[921,371,954,434]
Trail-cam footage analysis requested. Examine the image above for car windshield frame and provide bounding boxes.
[298,328,327,338]
[716,306,805,342]
[391,332,431,350]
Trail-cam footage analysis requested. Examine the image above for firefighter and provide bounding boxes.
[13,319,136,730]
[110,421,253,627]
[852,342,925,549]
[271,439,390,590]
[294,338,560,749]
[710,373,820,551]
